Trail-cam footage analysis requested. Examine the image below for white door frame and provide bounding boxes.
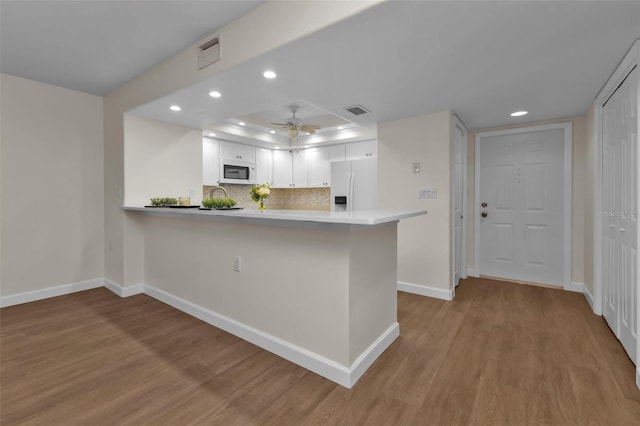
[593,39,639,387]
[474,122,573,290]
[452,115,468,296]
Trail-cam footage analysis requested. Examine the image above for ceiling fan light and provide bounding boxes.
[288,127,299,138]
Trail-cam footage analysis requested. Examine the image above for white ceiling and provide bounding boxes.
[2,1,639,133]
[0,0,265,95]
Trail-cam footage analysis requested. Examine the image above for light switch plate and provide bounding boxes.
[418,188,437,199]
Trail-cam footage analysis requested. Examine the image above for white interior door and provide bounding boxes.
[478,126,567,286]
[602,67,637,364]
[454,125,465,287]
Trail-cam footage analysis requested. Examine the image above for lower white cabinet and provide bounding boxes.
[203,138,220,185]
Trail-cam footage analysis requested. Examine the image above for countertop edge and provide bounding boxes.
[123,206,427,226]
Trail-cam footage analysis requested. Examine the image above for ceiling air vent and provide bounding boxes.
[344,104,371,116]
[198,37,220,70]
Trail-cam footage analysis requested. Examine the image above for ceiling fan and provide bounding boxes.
[271,105,321,138]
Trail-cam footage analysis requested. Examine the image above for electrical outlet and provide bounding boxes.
[418,188,438,199]
[233,256,241,272]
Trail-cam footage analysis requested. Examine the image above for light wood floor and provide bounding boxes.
[2,277,639,425]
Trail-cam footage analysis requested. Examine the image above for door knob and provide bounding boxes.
[481,202,488,208]
[481,212,488,218]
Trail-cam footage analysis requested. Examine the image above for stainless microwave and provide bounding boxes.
[220,161,255,183]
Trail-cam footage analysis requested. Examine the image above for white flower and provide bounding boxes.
[257,187,270,196]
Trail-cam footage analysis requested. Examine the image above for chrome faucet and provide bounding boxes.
[208,186,228,199]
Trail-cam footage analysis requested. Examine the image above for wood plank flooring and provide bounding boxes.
[2,277,639,425]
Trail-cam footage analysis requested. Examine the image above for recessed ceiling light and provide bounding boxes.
[275,146,280,150]
[238,121,246,126]
[209,91,221,98]
[208,132,216,137]
[305,132,311,136]
[337,126,344,130]
[263,70,277,79]
[510,110,528,117]
[170,105,181,111]
[269,130,276,134]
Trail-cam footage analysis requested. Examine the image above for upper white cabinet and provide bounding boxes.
[327,144,346,162]
[307,147,331,187]
[220,141,256,162]
[255,148,273,185]
[292,151,308,187]
[272,150,293,188]
[204,140,375,187]
[203,138,220,186]
[345,140,376,160]
[273,150,308,188]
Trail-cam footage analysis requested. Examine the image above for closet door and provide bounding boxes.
[602,66,637,364]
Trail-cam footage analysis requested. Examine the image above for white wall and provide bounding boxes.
[124,114,202,207]
[0,74,104,296]
[104,1,378,287]
[377,111,453,291]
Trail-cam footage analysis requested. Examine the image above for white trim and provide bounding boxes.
[474,122,573,290]
[143,284,398,388]
[348,323,400,387]
[637,368,640,391]
[398,281,454,301]
[566,281,584,293]
[453,115,469,289]
[0,278,104,308]
[467,268,478,278]
[583,284,600,316]
[103,279,144,297]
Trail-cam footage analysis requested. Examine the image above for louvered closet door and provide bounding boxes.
[602,66,637,364]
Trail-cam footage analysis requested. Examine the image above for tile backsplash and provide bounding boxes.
[203,185,330,210]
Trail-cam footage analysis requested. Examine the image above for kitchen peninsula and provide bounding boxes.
[125,207,426,387]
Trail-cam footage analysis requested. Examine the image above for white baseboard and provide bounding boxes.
[103,279,144,297]
[348,323,399,387]
[144,284,397,388]
[565,281,584,293]
[1,278,399,388]
[398,281,454,301]
[467,268,478,277]
[583,284,601,316]
[0,278,104,308]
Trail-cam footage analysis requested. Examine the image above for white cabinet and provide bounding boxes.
[272,150,293,188]
[220,141,255,162]
[202,138,220,185]
[292,151,308,187]
[272,150,311,187]
[345,140,376,160]
[255,148,273,185]
[328,144,346,162]
[307,147,331,187]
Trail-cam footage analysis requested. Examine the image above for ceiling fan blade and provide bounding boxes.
[300,124,321,132]
[270,122,288,127]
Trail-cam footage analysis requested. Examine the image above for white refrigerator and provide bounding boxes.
[330,158,377,211]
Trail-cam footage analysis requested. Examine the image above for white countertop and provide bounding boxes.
[124,206,426,225]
